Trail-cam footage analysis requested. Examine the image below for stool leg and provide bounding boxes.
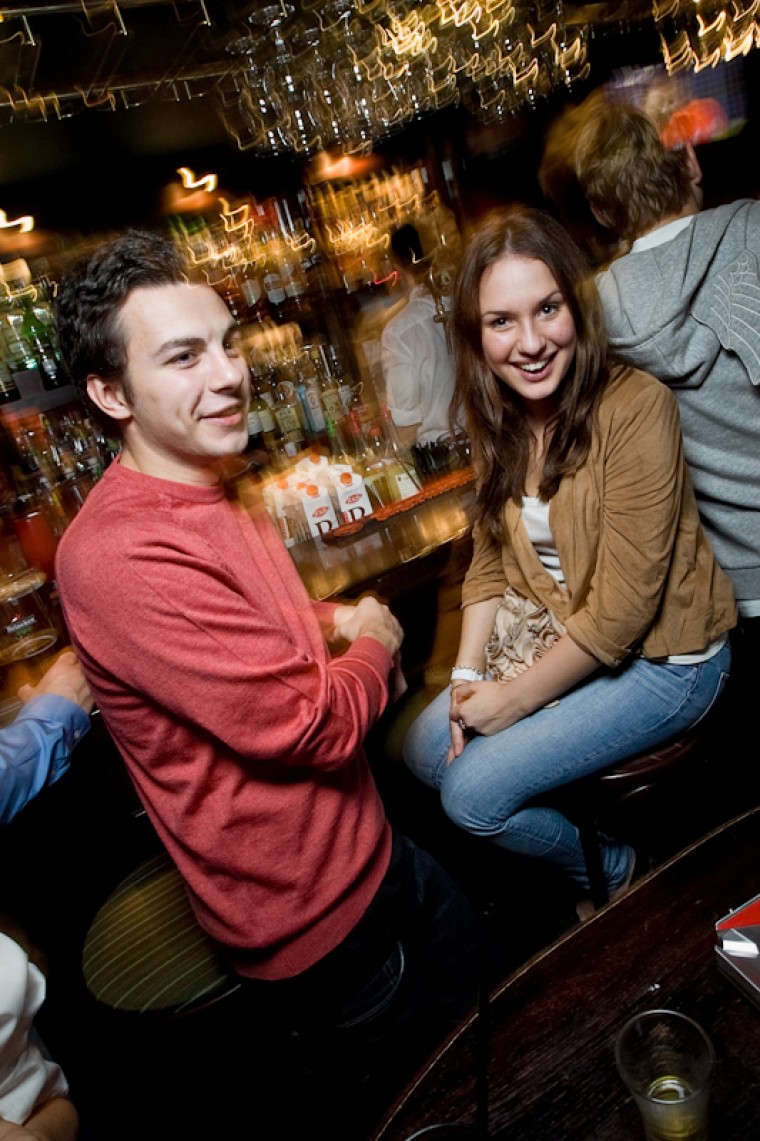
[578,820,609,909]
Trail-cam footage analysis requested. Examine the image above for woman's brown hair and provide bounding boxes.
[449,203,619,544]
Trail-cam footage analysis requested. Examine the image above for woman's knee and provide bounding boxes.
[402,699,450,788]
[439,762,508,838]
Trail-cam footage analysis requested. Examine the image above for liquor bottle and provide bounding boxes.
[245,402,263,451]
[248,373,278,452]
[323,341,353,414]
[311,343,349,440]
[219,273,245,322]
[363,423,421,503]
[237,263,269,325]
[19,296,66,391]
[317,361,344,429]
[359,427,393,510]
[39,414,77,481]
[0,356,20,404]
[346,381,380,455]
[0,298,30,377]
[261,230,288,318]
[294,351,326,436]
[324,415,355,467]
[272,360,306,454]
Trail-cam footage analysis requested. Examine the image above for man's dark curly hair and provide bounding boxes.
[53,228,189,431]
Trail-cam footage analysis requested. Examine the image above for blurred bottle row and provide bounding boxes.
[0,258,70,403]
[238,325,468,540]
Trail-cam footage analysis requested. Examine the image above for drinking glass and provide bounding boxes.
[12,506,59,582]
[615,1009,715,1141]
[0,568,58,667]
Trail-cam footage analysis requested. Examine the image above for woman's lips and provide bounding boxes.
[512,355,555,380]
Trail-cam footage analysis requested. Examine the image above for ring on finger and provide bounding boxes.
[458,717,467,731]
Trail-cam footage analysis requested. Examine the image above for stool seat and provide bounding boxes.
[82,851,240,1016]
[546,727,706,910]
[592,729,701,794]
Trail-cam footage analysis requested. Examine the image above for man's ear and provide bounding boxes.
[684,141,703,190]
[86,375,132,422]
[589,201,612,231]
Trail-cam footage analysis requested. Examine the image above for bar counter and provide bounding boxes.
[371,802,760,1140]
[289,477,477,603]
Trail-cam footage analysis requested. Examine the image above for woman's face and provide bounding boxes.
[479,254,577,414]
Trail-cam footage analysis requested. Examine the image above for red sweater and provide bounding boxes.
[56,461,393,979]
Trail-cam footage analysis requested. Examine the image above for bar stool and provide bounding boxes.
[550,727,706,912]
[82,850,240,1018]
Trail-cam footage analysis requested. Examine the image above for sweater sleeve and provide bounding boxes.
[564,377,685,665]
[61,516,393,774]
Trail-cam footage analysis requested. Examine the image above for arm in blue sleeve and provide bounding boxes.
[0,695,91,824]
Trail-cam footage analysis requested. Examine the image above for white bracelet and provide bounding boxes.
[450,666,485,683]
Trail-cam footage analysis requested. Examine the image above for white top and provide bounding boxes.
[380,285,458,445]
[522,497,565,584]
[0,932,68,1125]
[631,214,696,252]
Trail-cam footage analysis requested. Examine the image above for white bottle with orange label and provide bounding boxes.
[299,483,340,539]
[334,470,374,524]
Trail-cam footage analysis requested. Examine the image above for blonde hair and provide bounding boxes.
[571,92,694,243]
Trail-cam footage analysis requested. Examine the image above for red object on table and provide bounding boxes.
[12,508,59,582]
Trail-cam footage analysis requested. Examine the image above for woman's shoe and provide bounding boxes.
[575,845,637,922]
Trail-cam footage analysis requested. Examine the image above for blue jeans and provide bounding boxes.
[403,644,731,893]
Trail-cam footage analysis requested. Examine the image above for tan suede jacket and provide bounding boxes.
[462,367,737,667]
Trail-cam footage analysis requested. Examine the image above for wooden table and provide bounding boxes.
[371,804,760,1140]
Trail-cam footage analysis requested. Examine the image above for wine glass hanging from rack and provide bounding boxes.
[222,0,591,155]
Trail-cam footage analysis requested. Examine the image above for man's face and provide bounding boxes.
[109,281,250,484]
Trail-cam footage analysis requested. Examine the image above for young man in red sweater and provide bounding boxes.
[53,229,480,1137]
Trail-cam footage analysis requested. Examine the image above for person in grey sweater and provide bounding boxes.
[539,93,760,710]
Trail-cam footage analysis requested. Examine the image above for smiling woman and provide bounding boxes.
[401,203,737,916]
[479,254,577,443]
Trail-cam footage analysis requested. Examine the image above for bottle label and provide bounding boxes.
[294,483,340,538]
[258,404,276,433]
[393,468,420,500]
[336,479,374,522]
[264,273,286,305]
[321,389,344,423]
[247,409,262,436]
[275,404,301,435]
[303,385,326,433]
[242,277,263,307]
[284,278,306,299]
